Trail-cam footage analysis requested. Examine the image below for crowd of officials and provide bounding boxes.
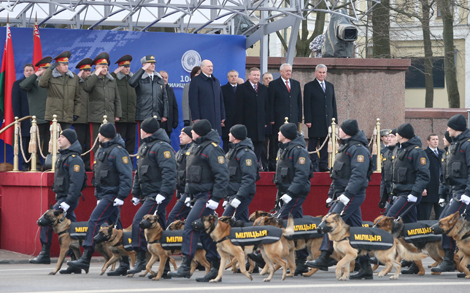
[19,51,470,281]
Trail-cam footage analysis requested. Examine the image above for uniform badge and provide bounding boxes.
[357,155,364,163]
[73,165,80,172]
[420,157,427,165]
[137,156,140,159]
[299,157,306,164]
[164,151,171,159]
[122,157,129,164]
[246,159,252,166]
[218,156,225,164]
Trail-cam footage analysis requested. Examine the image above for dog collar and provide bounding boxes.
[216,236,229,244]
[444,221,458,235]
[109,232,119,245]
[338,236,349,242]
[148,239,161,244]
[57,230,68,236]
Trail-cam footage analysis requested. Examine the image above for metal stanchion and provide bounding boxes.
[284,117,289,124]
[376,118,381,172]
[12,117,19,172]
[51,115,58,172]
[102,115,108,124]
[331,118,337,167]
[29,116,38,172]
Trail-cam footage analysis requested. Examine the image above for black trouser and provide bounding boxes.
[73,123,91,171]
[268,133,279,171]
[260,136,269,171]
[417,201,444,220]
[115,122,137,156]
[308,137,328,171]
[253,140,266,170]
[222,137,230,153]
[59,122,72,130]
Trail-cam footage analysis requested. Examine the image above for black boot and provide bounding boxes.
[127,250,147,275]
[196,258,221,282]
[161,258,172,279]
[107,256,130,276]
[168,255,192,278]
[349,258,373,280]
[305,251,331,271]
[294,256,308,276]
[401,259,412,268]
[67,248,93,274]
[60,253,81,274]
[457,265,470,278]
[401,262,419,274]
[431,250,456,273]
[196,262,206,271]
[248,251,266,268]
[29,244,51,264]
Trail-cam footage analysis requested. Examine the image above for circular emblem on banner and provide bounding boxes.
[181,50,202,73]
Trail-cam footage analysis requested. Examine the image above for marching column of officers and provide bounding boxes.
[22,51,470,280]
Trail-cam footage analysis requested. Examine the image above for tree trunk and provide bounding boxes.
[421,0,434,108]
[295,2,327,57]
[372,0,391,58]
[440,0,460,107]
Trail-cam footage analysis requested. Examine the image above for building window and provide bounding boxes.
[405,57,445,89]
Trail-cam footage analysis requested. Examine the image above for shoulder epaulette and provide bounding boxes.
[211,142,218,147]
[117,146,122,148]
[415,146,420,149]
[71,154,76,157]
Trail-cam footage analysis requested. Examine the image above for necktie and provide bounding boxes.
[285,80,290,93]
[233,86,236,92]
[254,83,258,92]
[434,149,439,157]
[321,82,326,92]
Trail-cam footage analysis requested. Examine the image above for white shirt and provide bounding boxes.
[203,72,212,78]
[317,78,326,90]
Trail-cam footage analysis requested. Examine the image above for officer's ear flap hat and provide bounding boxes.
[192,119,212,137]
[230,124,247,140]
[61,129,77,144]
[397,123,414,139]
[380,129,391,137]
[182,126,192,138]
[280,123,298,140]
[340,119,359,136]
[447,114,467,132]
[141,117,160,134]
[99,123,116,139]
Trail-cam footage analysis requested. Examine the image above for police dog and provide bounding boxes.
[434,211,470,278]
[139,215,209,280]
[322,213,427,281]
[201,215,253,283]
[93,225,137,276]
[249,210,272,222]
[373,215,444,275]
[36,209,81,275]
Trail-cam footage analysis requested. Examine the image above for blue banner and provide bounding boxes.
[0,27,246,161]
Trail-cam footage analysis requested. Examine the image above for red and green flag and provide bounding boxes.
[33,16,43,70]
[0,21,16,145]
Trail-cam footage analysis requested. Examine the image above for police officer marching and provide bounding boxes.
[29,129,85,271]
[222,125,258,222]
[378,128,397,212]
[67,123,133,274]
[168,119,229,282]
[432,114,470,276]
[306,119,373,279]
[166,126,194,226]
[128,117,176,277]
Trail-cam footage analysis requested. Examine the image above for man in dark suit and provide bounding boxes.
[418,133,444,220]
[267,63,302,170]
[189,59,225,136]
[303,64,337,172]
[235,67,268,169]
[221,70,239,152]
[159,70,179,139]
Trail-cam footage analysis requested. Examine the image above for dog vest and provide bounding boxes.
[229,226,282,246]
[159,230,203,250]
[403,220,441,249]
[69,222,91,239]
[362,221,374,227]
[122,231,133,251]
[283,216,323,239]
[348,227,394,251]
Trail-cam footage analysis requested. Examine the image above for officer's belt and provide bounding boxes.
[229,226,282,246]
[349,227,394,251]
[403,220,441,248]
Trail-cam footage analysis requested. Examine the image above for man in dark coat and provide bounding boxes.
[418,133,444,220]
[159,70,179,139]
[235,67,268,169]
[221,70,239,152]
[189,59,225,136]
[304,64,337,172]
[12,63,33,170]
[267,63,302,170]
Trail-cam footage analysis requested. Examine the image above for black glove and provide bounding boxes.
[50,62,59,70]
[73,115,79,121]
[378,196,388,209]
[184,120,190,126]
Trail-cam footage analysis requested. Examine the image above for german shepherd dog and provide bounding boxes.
[322,213,427,281]
[434,211,470,278]
[139,215,209,280]
[36,209,81,275]
[36,209,116,275]
[201,215,254,282]
[373,215,444,275]
[93,225,137,276]
[249,210,272,222]
[166,219,211,273]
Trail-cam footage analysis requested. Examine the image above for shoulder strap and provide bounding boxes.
[195,140,213,156]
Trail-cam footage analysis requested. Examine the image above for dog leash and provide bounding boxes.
[115,206,121,229]
[394,198,416,222]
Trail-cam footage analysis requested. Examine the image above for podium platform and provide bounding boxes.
[0,171,381,256]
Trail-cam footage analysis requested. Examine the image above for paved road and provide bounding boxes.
[1,260,469,293]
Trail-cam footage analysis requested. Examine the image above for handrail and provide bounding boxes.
[0,115,32,134]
